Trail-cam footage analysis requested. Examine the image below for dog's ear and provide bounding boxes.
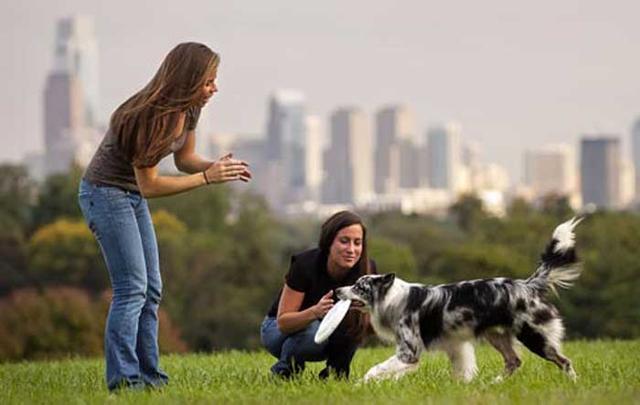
[381,273,395,287]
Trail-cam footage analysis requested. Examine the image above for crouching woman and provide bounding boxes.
[261,211,376,379]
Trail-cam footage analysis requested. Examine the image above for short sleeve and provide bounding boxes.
[186,107,202,130]
[284,255,310,292]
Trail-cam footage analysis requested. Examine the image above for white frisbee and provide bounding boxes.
[314,299,351,344]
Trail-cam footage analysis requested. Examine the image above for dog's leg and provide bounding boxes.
[443,341,478,382]
[363,355,420,382]
[364,317,422,382]
[516,321,577,381]
[485,332,521,380]
[543,345,577,381]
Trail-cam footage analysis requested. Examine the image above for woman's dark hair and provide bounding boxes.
[318,210,370,277]
[318,210,373,343]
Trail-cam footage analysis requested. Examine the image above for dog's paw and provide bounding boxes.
[363,367,383,383]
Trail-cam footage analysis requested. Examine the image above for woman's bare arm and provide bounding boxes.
[173,130,215,173]
[276,285,333,334]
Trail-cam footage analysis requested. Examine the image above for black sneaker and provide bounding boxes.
[318,365,349,380]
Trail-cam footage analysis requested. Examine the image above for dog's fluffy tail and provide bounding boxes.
[526,217,583,296]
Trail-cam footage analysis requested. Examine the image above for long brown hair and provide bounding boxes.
[318,210,373,343]
[110,42,219,167]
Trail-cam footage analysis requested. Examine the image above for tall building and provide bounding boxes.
[426,123,462,192]
[43,72,85,174]
[524,144,576,197]
[305,116,323,203]
[620,158,635,207]
[580,137,621,209]
[43,15,100,176]
[374,105,417,193]
[206,132,267,194]
[631,118,640,199]
[54,15,100,127]
[265,90,307,207]
[323,108,373,204]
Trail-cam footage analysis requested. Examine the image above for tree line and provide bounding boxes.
[0,164,637,362]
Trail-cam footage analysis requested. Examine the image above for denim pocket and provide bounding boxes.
[78,179,95,200]
[102,185,128,200]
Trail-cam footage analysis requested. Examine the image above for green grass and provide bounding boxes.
[1,340,639,404]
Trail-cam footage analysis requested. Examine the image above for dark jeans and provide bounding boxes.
[260,316,358,378]
[78,179,168,391]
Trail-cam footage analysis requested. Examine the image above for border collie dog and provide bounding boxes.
[336,217,583,383]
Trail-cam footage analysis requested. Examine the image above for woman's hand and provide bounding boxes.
[204,153,252,184]
[311,290,334,319]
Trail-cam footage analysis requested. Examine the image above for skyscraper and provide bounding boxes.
[305,115,323,203]
[427,123,462,192]
[323,108,373,204]
[43,15,100,175]
[54,15,100,127]
[524,144,576,198]
[580,137,621,209]
[265,90,307,207]
[43,72,85,174]
[374,105,416,193]
[631,118,640,199]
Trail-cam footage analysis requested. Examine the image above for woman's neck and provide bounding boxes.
[327,259,350,280]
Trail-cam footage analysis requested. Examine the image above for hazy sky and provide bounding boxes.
[2,1,639,178]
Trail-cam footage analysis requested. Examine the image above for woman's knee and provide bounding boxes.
[112,280,147,307]
[146,281,162,305]
[286,322,327,358]
[261,317,285,358]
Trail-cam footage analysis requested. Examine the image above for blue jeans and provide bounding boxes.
[260,316,358,378]
[78,179,168,391]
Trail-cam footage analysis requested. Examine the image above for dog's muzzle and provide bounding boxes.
[335,287,350,300]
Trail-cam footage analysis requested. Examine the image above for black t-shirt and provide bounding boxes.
[267,248,377,317]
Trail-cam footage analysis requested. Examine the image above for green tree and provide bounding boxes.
[449,193,487,233]
[170,192,286,350]
[429,242,531,283]
[539,193,575,221]
[0,287,102,361]
[148,183,230,233]
[0,164,35,231]
[560,212,640,338]
[368,237,418,281]
[0,165,35,295]
[31,165,83,230]
[0,287,187,362]
[27,219,107,293]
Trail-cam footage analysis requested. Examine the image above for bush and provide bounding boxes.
[0,287,187,362]
[0,287,101,361]
[27,219,108,293]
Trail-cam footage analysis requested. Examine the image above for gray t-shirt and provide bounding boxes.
[84,107,201,192]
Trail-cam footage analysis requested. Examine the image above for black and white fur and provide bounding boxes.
[336,217,583,383]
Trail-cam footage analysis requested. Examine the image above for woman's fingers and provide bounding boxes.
[213,154,251,183]
[222,161,248,170]
[222,164,252,178]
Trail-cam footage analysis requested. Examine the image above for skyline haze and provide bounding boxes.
[2,1,640,179]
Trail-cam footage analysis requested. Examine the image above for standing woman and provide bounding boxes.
[261,211,376,379]
[78,42,251,391]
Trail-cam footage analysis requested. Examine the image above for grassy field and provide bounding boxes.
[1,340,639,404]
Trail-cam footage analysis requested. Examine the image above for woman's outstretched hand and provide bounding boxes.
[311,290,334,319]
[204,153,252,184]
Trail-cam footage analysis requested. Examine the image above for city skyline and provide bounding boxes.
[2,1,640,180]
[19,12,640,215]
